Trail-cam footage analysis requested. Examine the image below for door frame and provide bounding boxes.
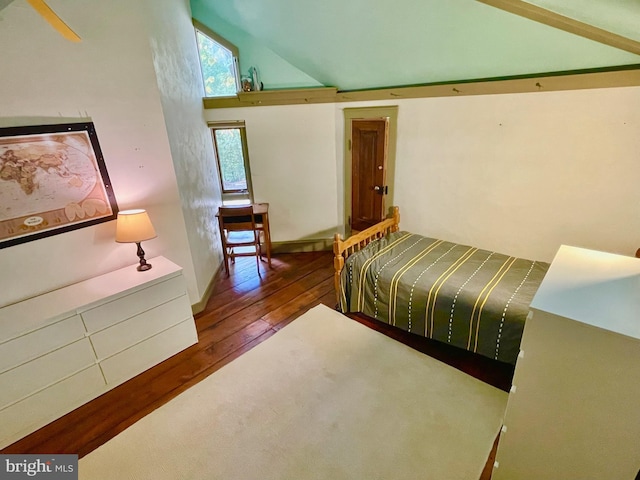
[343,106,398,237]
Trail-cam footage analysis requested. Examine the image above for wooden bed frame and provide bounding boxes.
[333,206,515,391]
[333,206,401,304]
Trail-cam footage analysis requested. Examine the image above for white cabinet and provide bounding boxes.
[0,257,198,449]
[493,245,640,480]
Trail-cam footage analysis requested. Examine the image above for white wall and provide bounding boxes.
[389,87,640,261]
[145,0,223,298]
[208,85,640,263]
[205,104,340,242]
[0,0,204,306]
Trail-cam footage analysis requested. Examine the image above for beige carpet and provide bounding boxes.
[80,304,507,480]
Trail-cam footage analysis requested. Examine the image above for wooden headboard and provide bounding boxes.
[333,206,401,305]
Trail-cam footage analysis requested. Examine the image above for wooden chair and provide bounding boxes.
[253,212,271,266]
[217,206,262,276]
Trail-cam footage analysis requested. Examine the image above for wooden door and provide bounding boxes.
[351,119,388,231]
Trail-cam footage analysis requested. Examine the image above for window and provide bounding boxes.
[209,121,253,204]
[193,20,240,97]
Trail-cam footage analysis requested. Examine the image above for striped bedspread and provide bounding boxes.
[338,231,549,365]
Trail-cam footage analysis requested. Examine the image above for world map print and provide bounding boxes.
[0,127,116,247]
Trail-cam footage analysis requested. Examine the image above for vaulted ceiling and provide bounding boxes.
[191,0,640,91]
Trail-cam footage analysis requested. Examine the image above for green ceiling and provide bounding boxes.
[528,0,640,42]
[191,0,640,91]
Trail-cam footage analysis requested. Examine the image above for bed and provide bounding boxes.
[334,207,549,365]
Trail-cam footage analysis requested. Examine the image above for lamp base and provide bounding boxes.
[137,262,152,272]
[136,242,152,272]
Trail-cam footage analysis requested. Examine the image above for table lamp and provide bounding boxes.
[115,209,157,271]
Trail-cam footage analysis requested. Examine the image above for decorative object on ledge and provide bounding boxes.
[0,122,119,249]
[248,66,262,91]
[241,75,253,92]
[115,209,157,271]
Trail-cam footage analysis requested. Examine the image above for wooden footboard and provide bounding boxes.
[333,206,401,305]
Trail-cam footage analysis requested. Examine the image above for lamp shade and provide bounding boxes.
[115,209,157,243]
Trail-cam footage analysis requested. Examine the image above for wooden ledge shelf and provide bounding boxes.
[203,87,338,108]
[203,66,640,109]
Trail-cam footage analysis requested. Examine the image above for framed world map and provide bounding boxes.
[0,122,119,248]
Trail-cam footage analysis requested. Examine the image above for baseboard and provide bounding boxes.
[271,238,333,253]
[191,263,224,316]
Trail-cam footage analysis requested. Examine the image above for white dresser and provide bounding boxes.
[493,245,640,480]
[0,257,198,449]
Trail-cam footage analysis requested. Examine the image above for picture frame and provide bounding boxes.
[0,122,119,249]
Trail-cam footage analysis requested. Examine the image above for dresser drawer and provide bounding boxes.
[0,338,97,410]
[90,295,192,360]
[0,256,195,449]
[0,306,78,344]
[0,365,105,449]
[100,319,197,386]
[82,275,187,333]
[0,315,86,374]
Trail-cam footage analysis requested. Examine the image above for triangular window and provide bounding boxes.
[194,21,240,97]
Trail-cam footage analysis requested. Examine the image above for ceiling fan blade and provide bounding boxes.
[26,0,81,42]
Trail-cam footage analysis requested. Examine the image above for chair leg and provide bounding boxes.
[258,235,266,263]
[254,241,261,275]
[223,248,230,277]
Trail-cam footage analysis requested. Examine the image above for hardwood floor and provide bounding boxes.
[3,250,507,479]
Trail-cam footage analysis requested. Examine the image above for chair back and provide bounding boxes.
[218,206,257,233]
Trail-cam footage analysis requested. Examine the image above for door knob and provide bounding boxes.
[373,185,388,195]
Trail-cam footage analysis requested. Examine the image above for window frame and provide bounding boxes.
[208,120,254,205]
[193,19,241,98]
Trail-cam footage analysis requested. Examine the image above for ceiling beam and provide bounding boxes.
[476,0,640,56]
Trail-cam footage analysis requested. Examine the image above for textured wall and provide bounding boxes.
[0,0,197,306]
[145,0,223,299]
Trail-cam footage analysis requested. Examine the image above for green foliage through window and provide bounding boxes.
[214,129,247,192]
[196,30,238,97]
